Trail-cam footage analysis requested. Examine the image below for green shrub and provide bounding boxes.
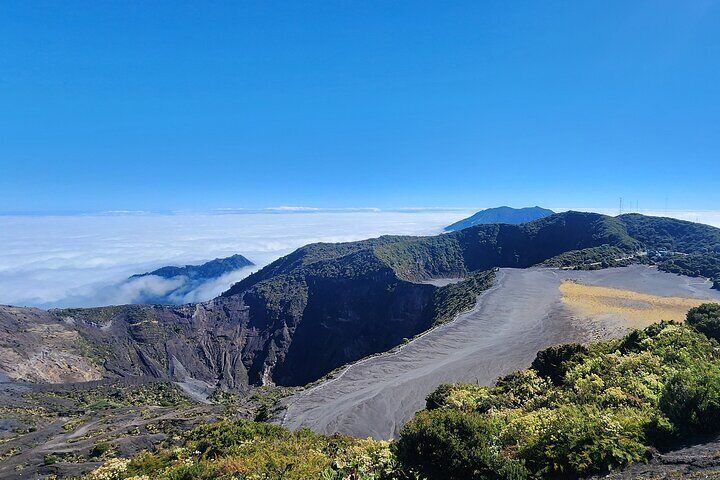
[507,405,648,478]
[395,408,529,480]
[660,364,720,434]
[531,343,588,385]
[425,383,498,413]
[254,403,271,422]
[621,321,716,367]
[425,383,458,410]
[89,441,111,459]
[563,351,668,408]
[184,420,290,458]
[643,412,677,449]
[686,303,720,341]
[495,370,552,409]
[100,420,402,480]
[125,451,170,477]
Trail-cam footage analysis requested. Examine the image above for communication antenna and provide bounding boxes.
[619,197,623,215]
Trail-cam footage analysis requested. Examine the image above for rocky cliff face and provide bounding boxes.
[62,300,253,391]
[272,271,436,386]
[0,277,440,390]
[0,299,255,392]
[0,306,104,384]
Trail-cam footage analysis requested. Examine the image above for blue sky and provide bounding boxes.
[2,1,719,213]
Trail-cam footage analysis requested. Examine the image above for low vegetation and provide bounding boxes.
[0,381,222,477]
[429,270,495,325]
[39,380,191,412]
[686,302,720,341]
[84,421,405,480]
[654,252,720,288]
[542,246,634,270]
[85,303,720,480]
[209,385,295,422]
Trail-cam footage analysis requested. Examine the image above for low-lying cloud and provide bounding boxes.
[2,208,719,309]
[43,274,188,309]
[0,211,469,308]
[29,265,262,308]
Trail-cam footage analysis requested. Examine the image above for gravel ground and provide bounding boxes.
[589,435,720,479]
[279,266,720,439]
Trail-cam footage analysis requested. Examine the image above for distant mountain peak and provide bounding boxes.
[126,254,255,304]
[444,206,555,231]
[131,254,254,280]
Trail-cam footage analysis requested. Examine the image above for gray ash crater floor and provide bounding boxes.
[278,266,720,439]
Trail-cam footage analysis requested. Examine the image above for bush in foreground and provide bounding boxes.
[686,302,720,341]
[394,408,528,480]
[86,420,403,480]
[660,364,720,434]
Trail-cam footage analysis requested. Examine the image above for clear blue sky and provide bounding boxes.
[2,1,719,213]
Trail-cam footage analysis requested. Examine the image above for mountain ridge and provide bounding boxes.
[123,254,255,304]
[131,254,253,281]
[444,205,555,231]
[1,211,718,393]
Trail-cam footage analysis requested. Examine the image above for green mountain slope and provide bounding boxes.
[619,213,720,254]
[619,213,720,286]
[220,211,640,385]
[228,211,639,293]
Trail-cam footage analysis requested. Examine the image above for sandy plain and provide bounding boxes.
[279,266,720,439]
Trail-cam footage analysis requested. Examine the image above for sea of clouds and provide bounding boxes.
[0,209,471,308]
[2,207,718,309]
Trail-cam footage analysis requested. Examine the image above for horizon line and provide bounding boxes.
[1,206,719,218]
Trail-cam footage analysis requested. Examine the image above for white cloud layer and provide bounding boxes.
[0,211,470,308]
[2,208,718,309]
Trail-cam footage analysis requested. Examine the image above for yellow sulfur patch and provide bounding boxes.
[559,281,708,328]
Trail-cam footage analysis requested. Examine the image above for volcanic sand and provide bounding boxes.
[279,266,720,439]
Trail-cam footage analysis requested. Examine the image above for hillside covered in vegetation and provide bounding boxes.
[3,212,719,393]
[620,213,720,287]
[81,303,720,480]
